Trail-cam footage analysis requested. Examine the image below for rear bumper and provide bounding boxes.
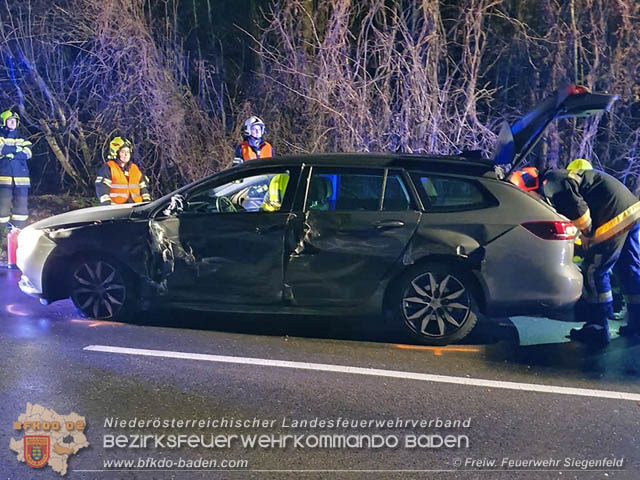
[481,226,583,317]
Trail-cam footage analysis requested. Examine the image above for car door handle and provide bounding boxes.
[375,220,405,230]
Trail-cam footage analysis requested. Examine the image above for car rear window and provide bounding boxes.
[411,173,496,212]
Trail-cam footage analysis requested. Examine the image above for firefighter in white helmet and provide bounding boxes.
[233,116,274,166]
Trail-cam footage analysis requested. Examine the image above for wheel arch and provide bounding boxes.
[383,254,487,316]
[43,249,140,302]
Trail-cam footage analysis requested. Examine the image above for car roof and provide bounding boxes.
[240,152,495,177]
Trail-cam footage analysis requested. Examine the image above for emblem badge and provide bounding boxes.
[24,436,50,468]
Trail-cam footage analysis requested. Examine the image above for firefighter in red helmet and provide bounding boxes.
[509,166,540,192]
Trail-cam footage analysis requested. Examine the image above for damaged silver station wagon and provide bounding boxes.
[16,86,617,345]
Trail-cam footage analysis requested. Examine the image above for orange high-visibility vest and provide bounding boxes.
[107,161,143,204]
[240,141,273,161]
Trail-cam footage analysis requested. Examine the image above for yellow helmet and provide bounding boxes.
[0,109,20,128]
[567,158,593,171]
[108,136,133,159]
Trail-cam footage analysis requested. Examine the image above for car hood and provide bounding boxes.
[29,204,138,230]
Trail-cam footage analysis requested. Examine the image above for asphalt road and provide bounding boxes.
[1,267,640,480]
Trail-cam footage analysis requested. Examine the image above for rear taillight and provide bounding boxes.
[521,221,578,240]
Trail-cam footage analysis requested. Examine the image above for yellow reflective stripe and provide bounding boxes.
[593,201,640,244]
[95,176,104,183]
[0,176,11,184]
[572,209,592,232]
[103,178,112,186]
[0,216,9,222]
[99,194,111,203]
[22,147,31,157]
[10,214,28,221]
[598,291,613,303]
[142,194,151,200]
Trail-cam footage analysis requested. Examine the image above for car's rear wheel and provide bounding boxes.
[69,258,135,322]
[391,263,479,345]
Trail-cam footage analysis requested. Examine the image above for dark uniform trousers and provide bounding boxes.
[0,184,28,231]
[582,222,640,325]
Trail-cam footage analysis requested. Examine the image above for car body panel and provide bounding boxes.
[150,211,290,305]
[284,209,421,307]
[17,152,583,320]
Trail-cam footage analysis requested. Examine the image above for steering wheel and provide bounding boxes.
[215,196,237,213]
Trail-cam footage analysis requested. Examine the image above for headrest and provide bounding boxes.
[309,175,333,201]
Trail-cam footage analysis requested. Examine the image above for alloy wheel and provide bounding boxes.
[70,260,127,319]
[401,271,471,338]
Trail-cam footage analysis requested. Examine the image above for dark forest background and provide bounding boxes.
[0,0,638,197]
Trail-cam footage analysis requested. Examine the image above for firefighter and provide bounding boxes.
[509,166,540,192]
[542,168,640,344]
[567,158,593,171]
[95,137,151,206]
[260,173,289,212]
[0,109,32,236]
[233,116,274,166]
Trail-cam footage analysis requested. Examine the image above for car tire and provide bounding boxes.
[69,257,135,322]
[391,263,479,346]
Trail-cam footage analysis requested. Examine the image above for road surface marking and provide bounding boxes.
[395,344,481,356]
[84,345,640,402]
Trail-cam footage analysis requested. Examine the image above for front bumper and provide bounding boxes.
[16,227,57,298]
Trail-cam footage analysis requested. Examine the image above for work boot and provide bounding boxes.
[570,301,611,346]
[619,304,640,337]
[618,324,640,337]
[569,324,610,346]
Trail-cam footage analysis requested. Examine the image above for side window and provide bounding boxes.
[306,169,384,212]
[383,174,412,211]
[186,170,292,214]
[411,173,493,211]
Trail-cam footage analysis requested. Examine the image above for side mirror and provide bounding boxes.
[163,194,185,216]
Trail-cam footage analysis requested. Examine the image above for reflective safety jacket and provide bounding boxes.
[233,140,274,164]
[95,161,151,205]
[0,128,32,188]
[260,174,289,212]
[543,169,640,245]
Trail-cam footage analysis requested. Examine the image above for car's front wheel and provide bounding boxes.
[391,263,479,345]
[69,258,135,322]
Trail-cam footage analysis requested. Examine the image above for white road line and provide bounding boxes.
[84,345,640,402]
